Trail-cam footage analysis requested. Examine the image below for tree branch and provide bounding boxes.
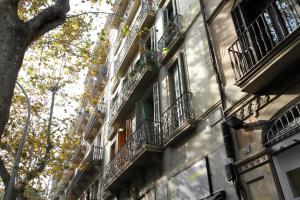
[0,156,10,187]
[26,0,70,43]
[66,11,119,19]
[20,89,58,190]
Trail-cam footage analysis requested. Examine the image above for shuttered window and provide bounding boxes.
[153,82,161,122]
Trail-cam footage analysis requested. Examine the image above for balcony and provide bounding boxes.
[71,142,87,164]
[103,120,162,191]
[113,0,156,77]
[110,50,157,128]
[161,92,197,146]
[111,0,128,28]
[65,145,102,200]
[228,0,300,93]
[158,15,184,63]
[84,103,106,143]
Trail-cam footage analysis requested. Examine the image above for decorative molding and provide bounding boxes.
[235,151,269,174]
[227,95,276,121]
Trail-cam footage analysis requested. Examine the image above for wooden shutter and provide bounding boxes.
[150,26,157,51]
[178,52,188,94]
[153,82,161,122]
[231,5,246,36]
[118,130,126,149]
[126,119,132,138]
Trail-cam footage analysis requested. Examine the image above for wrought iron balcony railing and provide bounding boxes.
[113,0,156,76]
[228,0,300,82]
[110,49,157,124]
[161,92,196,144]
[158,15,183,56]
[265,102,300,146]
[103,120,162,188]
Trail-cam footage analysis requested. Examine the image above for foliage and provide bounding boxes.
[0,0,115,198]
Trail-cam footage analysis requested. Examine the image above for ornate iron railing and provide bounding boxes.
[265,102,300,145]
[113,0,156,75]
[228,0,300,82]
[103,120,161,187]
[110,49,157,123]
[161,92,195,140]
[158,15,183,53]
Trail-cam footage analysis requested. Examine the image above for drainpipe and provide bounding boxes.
[198,2,249,199]
[199,0,226,110]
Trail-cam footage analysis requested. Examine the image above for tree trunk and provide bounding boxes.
[0,15,28,139]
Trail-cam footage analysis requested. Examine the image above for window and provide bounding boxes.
[168,52,188,125]
[163,1,177,29]
[144,27,157,51]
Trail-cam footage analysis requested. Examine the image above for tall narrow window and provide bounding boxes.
[135,101,152,129]
[170,53,187,102]
[169,53,188,126]
[163,0,177,30]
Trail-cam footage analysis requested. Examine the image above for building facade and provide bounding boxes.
[53,0,300,200]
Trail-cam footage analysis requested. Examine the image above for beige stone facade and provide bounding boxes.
[53,0,300,200]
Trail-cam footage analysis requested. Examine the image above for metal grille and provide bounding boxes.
[265,102,300,145]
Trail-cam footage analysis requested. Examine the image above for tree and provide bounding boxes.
[0,0,70,138]
[0,0,117,198]
[0,54,86,198]
[0,0,113,198]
